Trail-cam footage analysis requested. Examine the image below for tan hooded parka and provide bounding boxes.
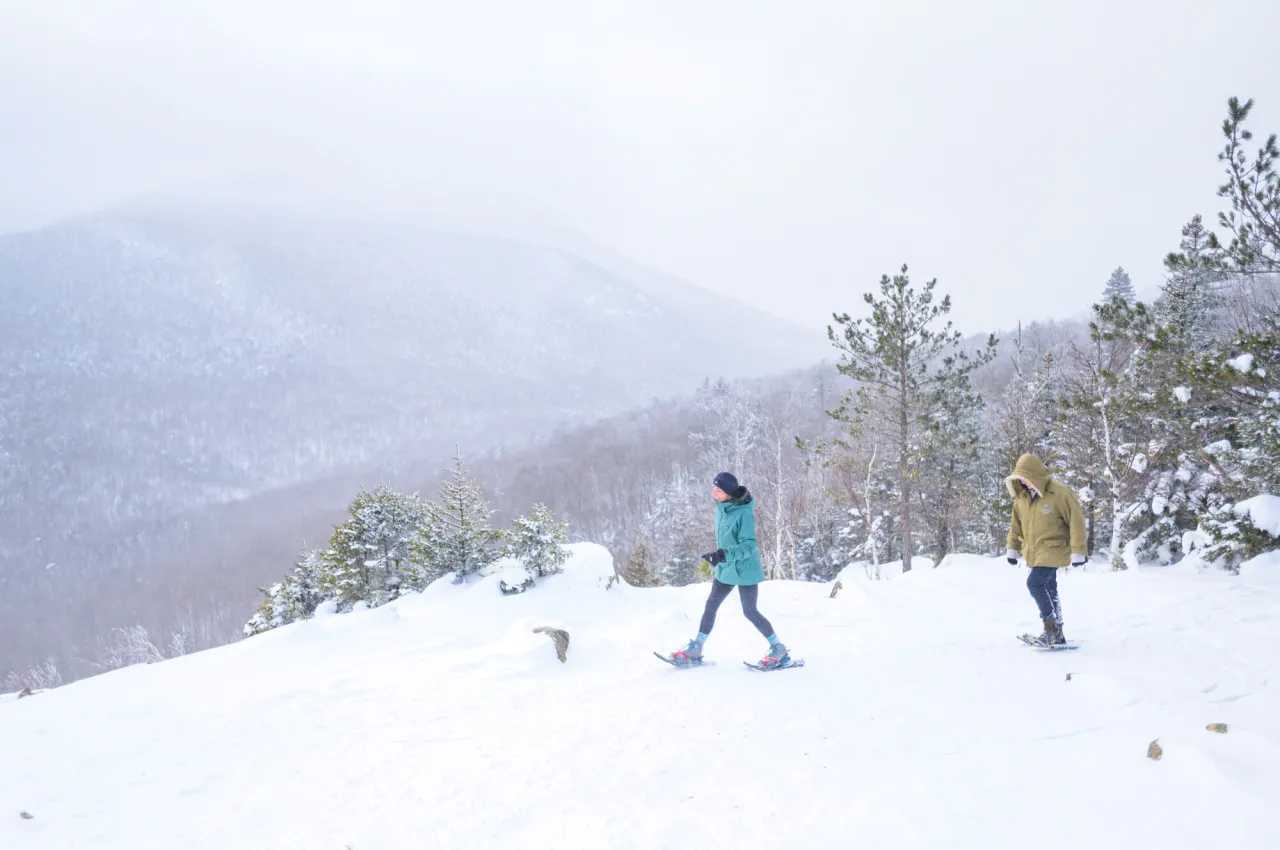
[1005,453,1088,568]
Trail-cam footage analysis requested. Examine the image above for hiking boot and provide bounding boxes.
[1035,618,1065,647]
[760,641,790,669]
[670,639,704,665]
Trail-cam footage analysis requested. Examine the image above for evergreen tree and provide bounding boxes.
[622,535,658,587]
[1059,297,1164,568]
[507,503,569,578]
[644,466,707,586]
[827,265,997,571]
[793,501,858,581]
[1047,386,1107,558]
[1204,97,1280,275]
[416,454,502,583]
[1179,324,1280,493]
[916,375,986,560]
[1122,312,1280,571]
[1102,266,1136,303]
[1159,216,1221,346]
[321,484,430,609]
[244,548,328,636]
[1194,502,1280,573]
[665,552,702,585]
[980,330,1058,553]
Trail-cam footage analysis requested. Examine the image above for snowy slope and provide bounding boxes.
[3,546,1278,850]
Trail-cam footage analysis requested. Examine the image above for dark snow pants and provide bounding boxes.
[1027,567,1063,624]
[699,579,774,638]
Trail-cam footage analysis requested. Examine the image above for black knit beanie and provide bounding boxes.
[713,472,742,497]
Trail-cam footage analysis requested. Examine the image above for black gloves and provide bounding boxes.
[1006,549,1019,566]
[702,549,726,566]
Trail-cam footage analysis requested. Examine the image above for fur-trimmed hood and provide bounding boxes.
[1005,453,1052,499]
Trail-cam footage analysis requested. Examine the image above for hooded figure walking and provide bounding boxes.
[1005,454,1088,646]
[667,472,791,668]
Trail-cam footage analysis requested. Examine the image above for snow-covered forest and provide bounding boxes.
[0,209,821,685]
[5,97,1279,689]
[488,97,1280,585]
[206,96,1280,648]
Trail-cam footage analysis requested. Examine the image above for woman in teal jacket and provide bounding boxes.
[669,472,790,668]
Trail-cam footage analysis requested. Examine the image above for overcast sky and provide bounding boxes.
[2,1,1278,333]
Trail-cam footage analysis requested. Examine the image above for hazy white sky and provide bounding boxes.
[2,1,1278,333]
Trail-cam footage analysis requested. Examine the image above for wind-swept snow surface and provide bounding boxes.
[3,546,1277,849]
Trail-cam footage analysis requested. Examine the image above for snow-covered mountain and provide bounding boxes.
[3,546,1277,849]
[0,200,825,673]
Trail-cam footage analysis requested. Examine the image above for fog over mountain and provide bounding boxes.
[0,198,824,673]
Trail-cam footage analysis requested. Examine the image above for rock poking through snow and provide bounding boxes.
[533,626,570,663]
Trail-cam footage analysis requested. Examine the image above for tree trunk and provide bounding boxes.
[864,445,880,570]
[1099,400,1125,571]
[1109,498,1126,571]
[1085,479,1097,556]
[789,527,798,580]
[774,431,784,580]
[899,363,913,573]
[899,464,912,572]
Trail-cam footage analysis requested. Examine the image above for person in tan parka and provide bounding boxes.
[1005,453,1088,645]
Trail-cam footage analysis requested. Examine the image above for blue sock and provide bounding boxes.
[695,632,709,645]
[766,633,780,646]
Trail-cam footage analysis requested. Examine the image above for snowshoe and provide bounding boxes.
[654,651,714,668]
[745,643,802,671]
[655,641,712,668]
[743,658,805,671]
[1017,634,1079,651]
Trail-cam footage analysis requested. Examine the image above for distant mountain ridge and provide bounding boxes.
[0,199,824,673]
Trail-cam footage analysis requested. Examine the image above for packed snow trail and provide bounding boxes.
[3,546,1278,850]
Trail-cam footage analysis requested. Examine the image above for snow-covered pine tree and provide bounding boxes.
[244,548,328,635]
[980,328,1059,553]
[1119,242,1235,565]
[321,484,430,609]
[916,361,987,559]
[1203,97,1279,276]
[827,265,997,571]
[1151,96,1280,569]
[1059,297,1162,568]
[416,454,502,583]
[644,465,707,586]
[1176,324,1280,568]
[507,503,570,579]
[622,534,658,587]
[1047,390,1106,556]
[1102,266,1136,303]
[793,500,864,581]
[797,387,899,574]
[1159,216,1222,346]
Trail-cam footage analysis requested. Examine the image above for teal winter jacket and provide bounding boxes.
[714,490,766,586]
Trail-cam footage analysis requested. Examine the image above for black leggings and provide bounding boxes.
[699,579,775,638]
[1027,567,1063,624]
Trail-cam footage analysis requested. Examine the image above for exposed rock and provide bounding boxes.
[533,626,570,662]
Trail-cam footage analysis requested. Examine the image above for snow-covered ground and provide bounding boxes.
[3,545,1278,849]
